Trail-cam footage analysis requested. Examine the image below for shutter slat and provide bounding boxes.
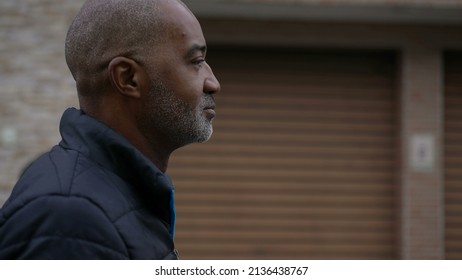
[173,181,394,194]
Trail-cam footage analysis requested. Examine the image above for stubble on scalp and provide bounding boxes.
[65,0,168,97]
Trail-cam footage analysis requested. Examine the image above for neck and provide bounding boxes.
[106,120,174,173]
[140,143,172,173]
[80,100,173,173]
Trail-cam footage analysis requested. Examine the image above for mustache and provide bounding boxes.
[200,94,215,109]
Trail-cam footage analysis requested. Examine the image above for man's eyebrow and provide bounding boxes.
[186,44,207,57]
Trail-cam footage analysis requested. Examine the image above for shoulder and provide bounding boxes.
[0,146,132,259]
[0,194,129,259]
[3,144,134,219]
[3,146,79,205]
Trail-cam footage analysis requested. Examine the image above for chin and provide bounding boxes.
[197,126,213,143]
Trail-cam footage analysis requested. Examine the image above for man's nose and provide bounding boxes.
[204,64,221,95]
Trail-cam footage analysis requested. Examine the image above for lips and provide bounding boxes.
[203,104,216,119]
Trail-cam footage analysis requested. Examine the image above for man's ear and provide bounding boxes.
[108,57,148,98]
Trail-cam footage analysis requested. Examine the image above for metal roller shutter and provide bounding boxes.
[169,48,398,259]
[445,52,462,260]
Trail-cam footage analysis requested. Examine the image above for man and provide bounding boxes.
[0,0,220,259]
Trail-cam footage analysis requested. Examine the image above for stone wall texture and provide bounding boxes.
[0,0,85,204]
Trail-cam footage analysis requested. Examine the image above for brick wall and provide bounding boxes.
[0,0,84,204]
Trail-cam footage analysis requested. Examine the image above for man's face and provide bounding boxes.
[140,1,221,149]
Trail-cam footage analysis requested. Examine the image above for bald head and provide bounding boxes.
[65,0,187,97]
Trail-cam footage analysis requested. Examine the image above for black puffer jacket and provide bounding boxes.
[0,108,178,259]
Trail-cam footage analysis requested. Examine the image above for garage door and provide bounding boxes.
[445,51,462,260]
[169,47,398,259]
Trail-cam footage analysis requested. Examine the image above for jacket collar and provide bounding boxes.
[58,108,174,228]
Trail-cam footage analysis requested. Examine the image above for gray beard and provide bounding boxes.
[141,79,214,150]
